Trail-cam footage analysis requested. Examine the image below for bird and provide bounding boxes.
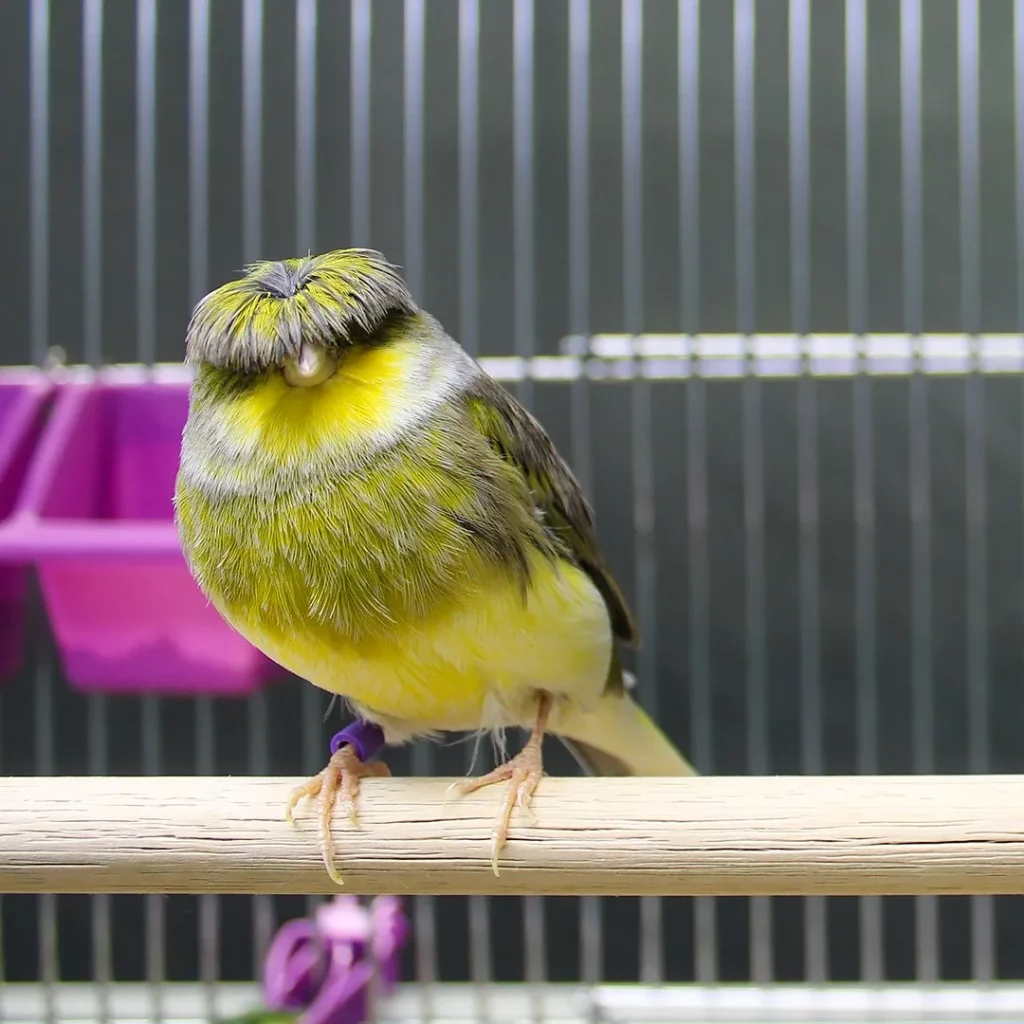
[174,248,697,885]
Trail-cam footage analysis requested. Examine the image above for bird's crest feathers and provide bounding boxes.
[185,249,417,372]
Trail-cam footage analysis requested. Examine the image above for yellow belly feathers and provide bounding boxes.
[233,550,612,739]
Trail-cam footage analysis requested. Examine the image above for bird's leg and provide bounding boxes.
[285,719,390,886]
[455,692,552,875]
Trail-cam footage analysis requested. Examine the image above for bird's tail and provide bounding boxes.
[552,677,698,777]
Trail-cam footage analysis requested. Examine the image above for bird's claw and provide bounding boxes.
[285,746,390,886]
[455,742,544,877]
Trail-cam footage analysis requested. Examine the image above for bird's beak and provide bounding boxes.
[282,341,338,388]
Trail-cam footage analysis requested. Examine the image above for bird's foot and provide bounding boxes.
[454,738,545,876]
[285,745,390,886]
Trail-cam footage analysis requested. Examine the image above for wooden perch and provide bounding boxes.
[2,775,1024,897]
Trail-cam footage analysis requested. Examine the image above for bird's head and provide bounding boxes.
[185,248,418,388]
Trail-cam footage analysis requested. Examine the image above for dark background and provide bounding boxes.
[2,0,1024,989]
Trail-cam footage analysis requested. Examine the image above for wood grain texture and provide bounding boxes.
[2,775,1023,896]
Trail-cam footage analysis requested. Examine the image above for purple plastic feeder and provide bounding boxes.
[0,378,285,695]
[0,372,52,679]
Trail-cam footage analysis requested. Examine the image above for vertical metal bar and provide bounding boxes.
[847,0,881,985]
[622,0,643,339]
[790,0,806,335]
[138,0,161,1010]
[88,692,111,1024]
[295,0,317,255]
[679,0,713,985]
[195,699,218,1016]
[901,0,938,985]
[27,6,52,993]
[29,0,50,366]
[735,0,771,985]
[83,2,110,1005]
[350,0,371,247]
[35,642,57,1024]
[790,0,826,985]
[141,696,164,1021]
[301,682,323,921]
[622,0,661,986]
[569,0,601,988]
[568,0,593,538]
[242,0,263,262]
[458,0,479,358]
[458,2,491,1014]
[958,0,992,984]
[735,0,756,339]
[514,0,535,404]
[789,0,811,336]
[404,0,424,302]
[403,5,435,1019]
[299,673,323,761]
[192,1,214,998]
[901,0,923,336]
[193,0,215,988]
[296,0,322,923]
[136,0,158,366]
[1017,0,1024,332]
[189,0,210,304]
[846,0,868,338]
[512,0,544,1008]
[1015,3,1024,993]
[83,0,103,368]
[248,693,274,971]
[240,0,275,967]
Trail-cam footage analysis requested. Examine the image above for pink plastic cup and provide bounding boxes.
[0,376,285,695]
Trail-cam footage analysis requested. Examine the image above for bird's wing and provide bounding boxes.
[461,372,639,647]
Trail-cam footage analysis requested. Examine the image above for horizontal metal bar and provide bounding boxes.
[8,981,1024,1024]
[560,332,1024,377]
[8,332,1024,386]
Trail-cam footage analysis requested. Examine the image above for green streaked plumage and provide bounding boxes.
[176,370,557,644]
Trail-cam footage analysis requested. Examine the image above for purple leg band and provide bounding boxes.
[329,719,386,762]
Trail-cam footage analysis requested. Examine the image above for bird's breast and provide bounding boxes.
[176,440,611,733]
[174,345,611,733]
[177,432,493,642]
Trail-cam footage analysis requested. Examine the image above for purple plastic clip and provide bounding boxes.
[330,720,386,762]
[263,895,409,1024]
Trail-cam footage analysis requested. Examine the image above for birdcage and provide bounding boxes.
[2,0,1024,1021]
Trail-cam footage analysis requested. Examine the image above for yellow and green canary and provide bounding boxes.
[174,248,696,883]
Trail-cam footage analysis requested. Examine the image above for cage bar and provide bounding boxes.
[241,0,263,263]
[29,0,50,367]
[188,0,209,305]
[136,0,157,368]
[567,0,602,992]
[295,0,317,257]
[790,0,827,986]
[733,0,773,985]
[349,0,371,247]
[957,0,994,984]
[622,0,662,988]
